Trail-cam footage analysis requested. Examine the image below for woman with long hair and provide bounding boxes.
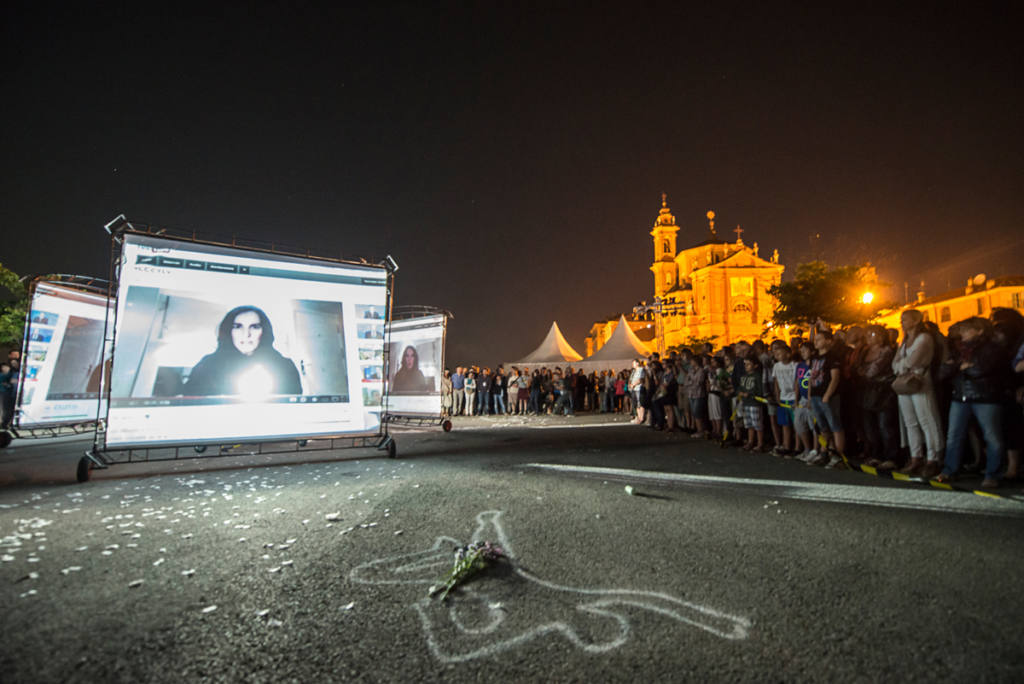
[185,306,301,397]
[891,309,944,477]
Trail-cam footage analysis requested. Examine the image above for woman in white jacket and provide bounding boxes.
[891,310,945,477]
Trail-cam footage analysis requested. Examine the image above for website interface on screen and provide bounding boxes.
[386,314,444,416]
[17,283,111,427]
[105,234,388,447]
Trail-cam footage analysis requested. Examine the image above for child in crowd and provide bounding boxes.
[738,357,765,451]
[771,342,797,456]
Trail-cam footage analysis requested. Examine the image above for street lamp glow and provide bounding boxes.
[861,291,874,305]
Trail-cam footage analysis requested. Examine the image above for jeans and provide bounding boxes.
[943,401,1004,478]
[493,394,505,414]
[528,389,540,414]
[862,406,898,462]
[476,390,488,415]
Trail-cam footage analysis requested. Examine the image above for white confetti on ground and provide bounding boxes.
[201,605,217,614]
[128,579,144,588]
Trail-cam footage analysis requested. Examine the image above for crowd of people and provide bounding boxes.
[441,308,1024,488]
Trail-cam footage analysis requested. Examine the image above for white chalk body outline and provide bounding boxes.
[350,511,752,663]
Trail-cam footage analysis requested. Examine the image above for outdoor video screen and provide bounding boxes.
[17,282,112,427]
[105,234,388,447]
[386,314,444,416]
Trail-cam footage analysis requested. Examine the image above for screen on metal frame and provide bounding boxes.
[386,314,444,416]
[105,234,388,447]
[17,282,112,426]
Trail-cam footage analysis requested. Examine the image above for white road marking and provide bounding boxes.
[523,463,1024,517]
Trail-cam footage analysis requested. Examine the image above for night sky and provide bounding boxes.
[3,3,1022,365]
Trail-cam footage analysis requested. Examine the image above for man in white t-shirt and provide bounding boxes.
[771,342,797,455]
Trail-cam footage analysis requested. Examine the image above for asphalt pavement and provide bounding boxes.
[1,415,1022,682]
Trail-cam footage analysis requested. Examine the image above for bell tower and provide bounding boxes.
[650,193,679,297]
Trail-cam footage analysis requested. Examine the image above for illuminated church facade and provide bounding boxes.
[586,195,785,354]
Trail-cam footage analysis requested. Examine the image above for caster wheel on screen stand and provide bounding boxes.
[194,445,207,454]
[442,420,452,433]
[0,431,12,449]
[76,456,92,483]
[387,440,397,459]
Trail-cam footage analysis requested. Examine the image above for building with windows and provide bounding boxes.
[873,275,1024,334]
[586,195,785,354]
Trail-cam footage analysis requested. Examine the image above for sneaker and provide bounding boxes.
[826,454,845,469]
[810,452,830,467]
[801,449,819,464]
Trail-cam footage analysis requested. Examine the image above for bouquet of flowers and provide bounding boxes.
[429,541,507,601]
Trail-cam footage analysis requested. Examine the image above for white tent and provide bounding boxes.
[507,321,583,368]
[575,315,652,372]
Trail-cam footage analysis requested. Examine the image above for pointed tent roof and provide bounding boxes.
[513,321,583,364]
[585,315,652,361]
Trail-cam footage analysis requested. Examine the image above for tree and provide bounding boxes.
[0,264,28,348]
[768,261,884,328]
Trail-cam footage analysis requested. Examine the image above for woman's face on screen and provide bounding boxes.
[403,347,416,368]
[231,311,263,356]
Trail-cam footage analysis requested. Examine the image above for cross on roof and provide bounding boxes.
[733,225,744,240]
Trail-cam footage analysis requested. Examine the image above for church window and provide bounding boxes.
[976,298,984,315]
[730,277,754,297]
[732,302,751,313]
[940,306,951,322]
[662,240,671,255]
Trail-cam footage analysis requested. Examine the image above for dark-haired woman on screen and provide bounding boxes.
[185,306,302,397]
[392,345,429,392]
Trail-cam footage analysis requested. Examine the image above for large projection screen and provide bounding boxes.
[105,234,388,448]
[16,282,112,427]
[386,314,445,416]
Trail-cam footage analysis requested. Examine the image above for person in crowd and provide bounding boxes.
[393,345,430,392]
[771,342,797,456]
[648,360,676,431]
[552,368,574,416]
[614,370,627,413]
[451,366,465,416]
[892,309,945,477]
[840,327,867,457]
[808,329,845,467]
[991,308,1024,480]
[793,341,818,462]
[464,370,477,416]
[515,367,530,414]
[476,368,492,415]
[0,360,16,430]
[528,369,542,415]
[684,354,709,438]
[708,355,731,440]
[185,306,302,396]
[491,367,506,415]
[629,359,646,424]
[440,368,453,417]
[857,325,899,469]
[755,341,779,448]
[935,318,1006,487]
[738,356,765,451]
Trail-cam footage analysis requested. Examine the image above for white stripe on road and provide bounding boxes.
[523,463,1024,517]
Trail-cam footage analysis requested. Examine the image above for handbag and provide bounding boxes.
[891,372,922,395]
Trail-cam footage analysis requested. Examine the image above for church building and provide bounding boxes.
[587,195,785,354]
